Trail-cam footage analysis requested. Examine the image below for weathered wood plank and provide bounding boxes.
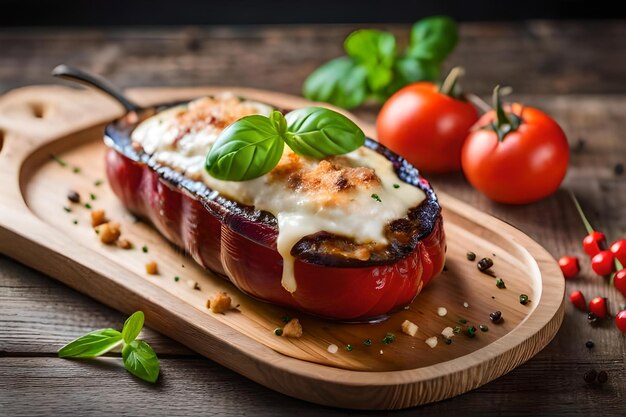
[0,21,625,96]
[1,356,624,416]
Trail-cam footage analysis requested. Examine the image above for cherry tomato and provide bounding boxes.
[616,310,626,333]
[558,256,580,279]
[583,231,607,257]
[461,86,569,204]
[377,68,479,173]
[588,297,608,319]
[610,239,626,265]
[591,250,615,276]
[569,290,586,311]
[614,269,626,297]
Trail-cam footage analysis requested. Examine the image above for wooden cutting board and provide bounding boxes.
[0,85,564,409]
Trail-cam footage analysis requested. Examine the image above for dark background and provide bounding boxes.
[1,0,623,26]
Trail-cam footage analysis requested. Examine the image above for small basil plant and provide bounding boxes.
[205,106,365,181]
[58,311,160,383]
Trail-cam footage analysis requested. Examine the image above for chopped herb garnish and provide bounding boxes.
[495,277,506,288]
[72,219,78,225]
[393,183,400,189]
[51,154,67,167]
[466,251,476,261]
[382,333,396,344]
[274,328,283,336]
[281,316,291,324]
[479,324,489,332]
[90,193,97,201]
[94,179,103,187]
[142,245,148,253]
[174,276,180,282]
[346,344,353,352]
[84,203,92,209]
[466,326,477,338]
[371,193,382,203]
[452,326,461,334]
[519,294,529,305]
[63,206,72,213]
[72,166,81,174]
[458,318,467,324]
[363,338,372,346]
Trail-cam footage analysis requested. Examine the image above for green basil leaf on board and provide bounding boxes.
[406,16,458,62]
[284,107,366,159]
[121,310,144,344]
[122,340,160,383]
[205,111,286,181]
[302,57,368,109]
[302,16,458,109]
[58,329,123,358]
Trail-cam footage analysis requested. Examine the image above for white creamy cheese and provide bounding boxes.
[131,94,426,293]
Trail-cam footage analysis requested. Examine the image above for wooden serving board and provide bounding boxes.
[0,85,564,409]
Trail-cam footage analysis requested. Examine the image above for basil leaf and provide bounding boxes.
[58,329,123,358]
[122,311,144,344]
[122,340,160,383]
[205,111,285,181]
[345,30,396,92]
[407,16,458,62]
[302,56,368,109]
[284,107,365,159]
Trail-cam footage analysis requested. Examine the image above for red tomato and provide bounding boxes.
[614,269,626,297]
[558,256,580,279]
[377,82,479,173]
[583,231,607,257]
[616,310,626,333]
[461,91,569,204]
[591,250,615,276]
[589,297,608,319]
[610,239,626,265]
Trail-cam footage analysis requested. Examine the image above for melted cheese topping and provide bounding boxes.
[131,94,426,293]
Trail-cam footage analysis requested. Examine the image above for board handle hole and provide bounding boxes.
[30,102,47,118]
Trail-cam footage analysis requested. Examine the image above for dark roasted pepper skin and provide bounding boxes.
[104,105,446,321]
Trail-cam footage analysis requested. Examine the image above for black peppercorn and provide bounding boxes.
[585,340,594,349]
[597,370,608,384]
[587,312,597,322]
[67,190,80,203]
[519,294,529,305]
[489,311,502,323]
[466,251,476,261]
[477,257,494,272]
[584,369,597,383]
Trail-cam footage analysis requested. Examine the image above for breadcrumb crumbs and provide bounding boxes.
[95,222,120,244]
[401,320,418,337]
[91,209,107,227]
[425,336,438,348]
[207,291,232,314]
[145,261,158,275]
[281,318,303,338]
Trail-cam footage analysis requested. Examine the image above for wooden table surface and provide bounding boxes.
[1,21,625,416]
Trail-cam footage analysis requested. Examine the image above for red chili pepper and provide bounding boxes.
[616,310,626,333]
[591,250,615,276]
[614,269,626,297]
[588,297,608,319]
[583,231,607,257]
[610,239,626,265]
[569,290,586,311]
[571,193,606,257]
[558,256,580,279]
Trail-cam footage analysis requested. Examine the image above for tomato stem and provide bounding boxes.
[439,66,464,98]
[489,85,521,142]
[570,191,595,235]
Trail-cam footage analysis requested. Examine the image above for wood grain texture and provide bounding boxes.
[0,85,564,408]
[0,22,625,416]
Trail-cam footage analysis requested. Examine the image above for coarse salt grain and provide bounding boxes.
[327,344,338,354]
[437,307,447,317]
[425,337,438,348]
[463,302,469,308]
[441,327,455,339]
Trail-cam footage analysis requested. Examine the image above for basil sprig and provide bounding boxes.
[303,16,458,109]
[58,311,160,383]
[205,107,364,181]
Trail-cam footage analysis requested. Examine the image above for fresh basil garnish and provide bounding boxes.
[58,311,160,384]
[58,329,123,358]
[122,340,160,384]
[302,15,458,109]
[205,111,285,181]
[284,107,365,159]
[205,107,365,181]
